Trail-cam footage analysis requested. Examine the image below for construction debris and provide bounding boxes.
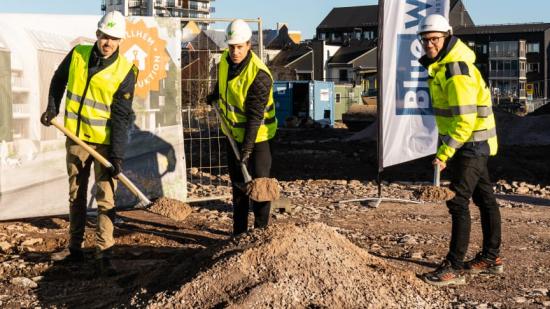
[146,222,450,308]
[148,197,193,221]
[413,185,455,202]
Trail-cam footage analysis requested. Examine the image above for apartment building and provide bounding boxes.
[102,0,214,29]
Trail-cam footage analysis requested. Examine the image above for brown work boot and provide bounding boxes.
[95,249,118,276]
[423,260,466,287]
[465,252,504,274]
[51,247,84,263]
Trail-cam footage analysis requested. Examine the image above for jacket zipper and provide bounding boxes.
[75,64,104,138]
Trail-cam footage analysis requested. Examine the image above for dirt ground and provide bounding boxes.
[1,127,550,308]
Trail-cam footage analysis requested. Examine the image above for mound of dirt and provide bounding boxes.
[146,222,450,308]
[148,197,192,221]
[414,186,455,202]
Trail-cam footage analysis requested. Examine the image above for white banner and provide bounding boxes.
[0,14,185,220]
[381,0,449,168]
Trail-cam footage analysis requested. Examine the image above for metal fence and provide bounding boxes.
[180,18,263,202]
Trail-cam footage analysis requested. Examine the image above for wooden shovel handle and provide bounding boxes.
[50,119,151,206]
[212,106,252,183]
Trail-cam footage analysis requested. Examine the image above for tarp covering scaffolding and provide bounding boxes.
[0,14,184,220]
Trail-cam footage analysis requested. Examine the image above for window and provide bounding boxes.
[527,42,540,53]
[489,41,518,57]
[511,60,518,71]
[319,33,326,40]
[355,32,361,40]
[527,62,540,72]
[339,69,348,82]
[335,93,341,103]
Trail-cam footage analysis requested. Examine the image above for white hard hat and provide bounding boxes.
[98,11,126,39]
[226,19,252,45]
[417,14,452,35]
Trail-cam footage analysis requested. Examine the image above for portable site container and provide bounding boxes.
[273,80,335,127]
[334,84,363,121]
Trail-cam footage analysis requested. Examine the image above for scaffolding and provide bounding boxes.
[181,17,264,203]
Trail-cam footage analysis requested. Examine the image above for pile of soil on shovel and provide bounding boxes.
[148,197,192,221]
[146,222,450,308]
[414,186,455,202]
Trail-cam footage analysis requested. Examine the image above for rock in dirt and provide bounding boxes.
[146,222,450,308]
[10,277,38,289]
[0,241,11,253]
[414,186,455,202]
[21,238,43,247]
[148,197,192,221]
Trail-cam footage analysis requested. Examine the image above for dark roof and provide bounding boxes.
[328,39,376,64]
[266,25,297,49]
[455,23,550,35]
[269,44,311,67]
[449,0,474,28]
[251,29,278,47]
[317,5,378,30]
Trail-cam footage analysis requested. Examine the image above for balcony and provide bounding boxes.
[12,104,31,118]
[11,76,30,93]
[488,70,520,78]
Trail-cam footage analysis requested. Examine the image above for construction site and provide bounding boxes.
[1,0,550,308]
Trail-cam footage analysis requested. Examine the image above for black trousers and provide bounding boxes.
[226,139,273,235]
[445,154,502,268]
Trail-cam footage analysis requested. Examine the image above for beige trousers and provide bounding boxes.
[66,138,117,253]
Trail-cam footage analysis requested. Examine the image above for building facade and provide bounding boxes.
[455,23,550,108]
[102,0,214,29]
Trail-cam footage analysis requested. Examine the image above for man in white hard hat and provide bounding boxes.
[40,11,138,276]
[417,14,502,286]
[207,19,277,235]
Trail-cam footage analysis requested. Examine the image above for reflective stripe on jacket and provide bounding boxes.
[424,38,498,162]
[217,50,277,143]
[64,44,133,144]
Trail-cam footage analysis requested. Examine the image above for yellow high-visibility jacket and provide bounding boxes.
[423,37,498,162]
[64,45,133,144]
[217,50,277,143]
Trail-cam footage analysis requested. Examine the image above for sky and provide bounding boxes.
[1,0,550,39]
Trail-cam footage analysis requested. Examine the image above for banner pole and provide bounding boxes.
[376,0,385,199]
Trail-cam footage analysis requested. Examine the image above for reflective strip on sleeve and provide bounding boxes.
[439,127,497,148]
[439,134,463,149]
[445,61,470,79]
[477,106,493,118]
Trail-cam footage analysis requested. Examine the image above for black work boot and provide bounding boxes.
[51,247,85,263]
[95,250,118,277]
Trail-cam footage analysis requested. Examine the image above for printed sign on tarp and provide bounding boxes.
[0,14,184,220]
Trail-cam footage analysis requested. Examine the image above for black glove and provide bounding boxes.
[240,151,251,166]
[109,158,123,178]
[40,108,57,126]
[206,93,217,106]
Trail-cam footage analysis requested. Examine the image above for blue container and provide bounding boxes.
[273,80,334,127]
[273,81,293,126]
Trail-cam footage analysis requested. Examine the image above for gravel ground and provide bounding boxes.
[1,127,549,308]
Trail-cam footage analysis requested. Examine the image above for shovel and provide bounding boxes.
[50,119,152,209]
[433,163,440,187]
[212,105,279,202]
